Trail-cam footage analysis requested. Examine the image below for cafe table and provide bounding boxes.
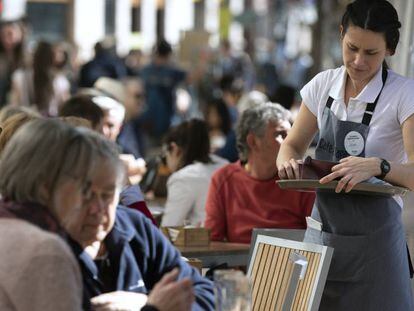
[176,241,250,268]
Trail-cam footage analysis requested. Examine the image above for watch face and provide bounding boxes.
[382,160,391,174]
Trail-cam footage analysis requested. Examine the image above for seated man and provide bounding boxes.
[59,94,105,132]
[92,78,147,182]
[59,94,155,225]
[205,103,315,243]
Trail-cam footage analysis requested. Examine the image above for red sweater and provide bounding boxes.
[205,162,315,243]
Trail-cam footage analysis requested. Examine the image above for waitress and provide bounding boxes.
[277,0,414,310]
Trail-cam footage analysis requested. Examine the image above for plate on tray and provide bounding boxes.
[277,179,409,197]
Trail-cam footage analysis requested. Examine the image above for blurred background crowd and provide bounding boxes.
[0,0,413,195]
[1,1,414,308]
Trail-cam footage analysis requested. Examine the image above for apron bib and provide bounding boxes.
[304,68,414,310]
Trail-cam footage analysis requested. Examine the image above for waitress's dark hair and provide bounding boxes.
[341,0,401,55]
[163,118,212,169]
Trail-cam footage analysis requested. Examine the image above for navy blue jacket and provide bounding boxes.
[70,206,214,310]
[139,63,186,138]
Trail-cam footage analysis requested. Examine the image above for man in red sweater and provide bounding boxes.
[205,103,315,243]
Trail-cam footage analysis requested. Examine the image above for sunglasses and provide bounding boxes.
[274,130,288,139]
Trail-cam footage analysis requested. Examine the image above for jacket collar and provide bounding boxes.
[107,208,136,246]
[68,237,100,282]
[328,65,384,103]
[69,208,133,276]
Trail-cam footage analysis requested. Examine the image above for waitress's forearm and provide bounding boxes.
[276,142,306,167]
[384,161,414,190]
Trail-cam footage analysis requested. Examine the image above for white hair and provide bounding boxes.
[92,96,125,123]
[237,91,268,115]
[237,102,290,162]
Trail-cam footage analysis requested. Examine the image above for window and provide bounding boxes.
[105,0,116,35]
[26,1,69,41]
[131,6,141,32]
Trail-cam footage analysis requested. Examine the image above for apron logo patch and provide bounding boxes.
[344,131,365,156]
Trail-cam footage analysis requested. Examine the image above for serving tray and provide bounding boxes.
[277,179,409,197]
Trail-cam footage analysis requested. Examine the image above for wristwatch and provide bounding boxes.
[377,158,391,180]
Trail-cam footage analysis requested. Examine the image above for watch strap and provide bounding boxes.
[377,158,390,180]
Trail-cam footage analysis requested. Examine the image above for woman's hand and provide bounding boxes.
[120,154,147,185]
[90,268,194,311]
[277,159,303,180]
[146,268,194,311]
[319,156,381,193]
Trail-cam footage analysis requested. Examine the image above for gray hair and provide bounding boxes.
[237,90,268,115]
[236,102,289,163]
[0,118,124,208]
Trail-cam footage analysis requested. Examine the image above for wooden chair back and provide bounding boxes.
[247,234,333,311]
[248,228,306,267]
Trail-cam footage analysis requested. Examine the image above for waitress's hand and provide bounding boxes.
[319,156,381,193]
[277,159,303,179]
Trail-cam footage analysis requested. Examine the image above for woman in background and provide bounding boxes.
[0,20,26,107]
[161,119,227,226]
[10,41,70,116]
[205,97,238,162]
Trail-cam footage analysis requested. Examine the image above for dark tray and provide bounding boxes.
[277,179,409,197]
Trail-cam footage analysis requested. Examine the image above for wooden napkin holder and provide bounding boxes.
[161,226,211,246]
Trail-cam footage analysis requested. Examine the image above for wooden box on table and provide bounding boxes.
[161,226,211,246]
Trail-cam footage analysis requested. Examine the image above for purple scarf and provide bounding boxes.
[0,199,65,236]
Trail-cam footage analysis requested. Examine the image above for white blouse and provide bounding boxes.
[301,66,414,164]
[161,154,228,227]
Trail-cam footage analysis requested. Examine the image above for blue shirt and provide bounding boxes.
[140,63,186,137]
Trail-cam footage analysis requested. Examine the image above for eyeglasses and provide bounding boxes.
[81,180,117,205]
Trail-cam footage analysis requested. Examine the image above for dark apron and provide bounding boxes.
[304,68,414,310]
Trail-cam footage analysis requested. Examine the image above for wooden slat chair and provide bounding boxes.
[247,235,333,311]
[248,228,306,267]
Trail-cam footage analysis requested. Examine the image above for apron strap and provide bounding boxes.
[326,96,334,109]
[407,243,414,279]
[361,67,388,126]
